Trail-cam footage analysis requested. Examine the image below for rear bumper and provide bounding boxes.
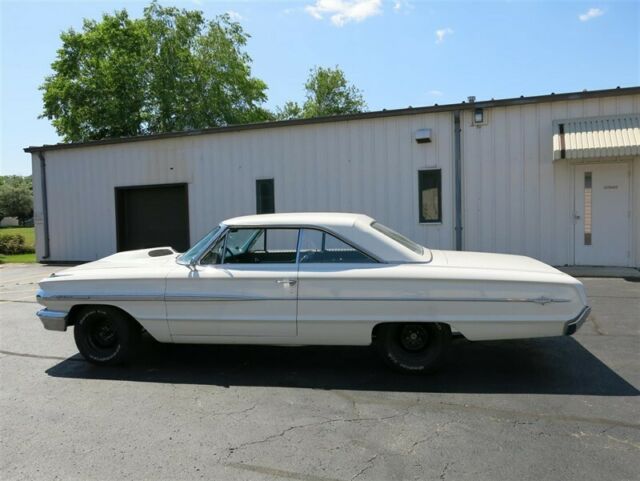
[564,306,591,336]
[37,309,68,332]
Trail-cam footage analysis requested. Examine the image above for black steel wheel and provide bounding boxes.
[73,306,140,365]
[376,323,451,374]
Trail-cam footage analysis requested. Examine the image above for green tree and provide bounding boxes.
[276,66,367,120]
[40,2,269,142]
[0,177,33,224]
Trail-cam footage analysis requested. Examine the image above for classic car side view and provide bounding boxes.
[36,213,590,373]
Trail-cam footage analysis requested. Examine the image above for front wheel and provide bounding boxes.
[73,306,140,365]
[376,323,451,374]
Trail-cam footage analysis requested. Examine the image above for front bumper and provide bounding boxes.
[564,306,591,336]
[37,309,68,332]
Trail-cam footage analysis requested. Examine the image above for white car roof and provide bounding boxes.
[223,212,373,228]
[222,212,430,263]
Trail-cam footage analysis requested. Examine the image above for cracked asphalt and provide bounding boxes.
[0,263,639,481]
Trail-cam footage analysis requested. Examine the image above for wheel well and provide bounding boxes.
[371,322,454,344]
[67,304,142,330]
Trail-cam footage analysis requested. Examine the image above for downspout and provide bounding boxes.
[37,152,50,259]
[453,111,463,251]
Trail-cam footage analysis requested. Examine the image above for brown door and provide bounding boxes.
[116,184,189,252]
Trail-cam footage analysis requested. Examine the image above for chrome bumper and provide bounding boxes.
[37,309,68,332]
[564,306,591,336]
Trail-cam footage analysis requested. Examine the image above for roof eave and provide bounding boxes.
[24,86,640,154]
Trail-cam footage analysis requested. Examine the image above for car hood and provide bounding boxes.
[432,249,565,275]
[51,247,179,277]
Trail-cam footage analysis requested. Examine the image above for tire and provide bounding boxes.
[376,323,451,374]
[73,306,140,365]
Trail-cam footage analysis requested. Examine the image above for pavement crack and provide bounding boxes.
[0,349,78,362]
[588,314,606,335]
[439,462,452,480]
[227,413,407,459]
[350,454,378,480]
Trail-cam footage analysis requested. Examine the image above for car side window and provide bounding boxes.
[224,228,299,264]
[298,229,375,263]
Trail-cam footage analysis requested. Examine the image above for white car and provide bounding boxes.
[36,212,590,373]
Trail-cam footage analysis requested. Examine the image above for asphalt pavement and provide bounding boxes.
[0,263,638,481]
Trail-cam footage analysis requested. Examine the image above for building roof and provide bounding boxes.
[25,86,640,154]
[553,114,640,160]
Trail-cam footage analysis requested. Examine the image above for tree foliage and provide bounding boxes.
[276,66,367,120]
[0,176,33,223]
[40,2,270,142]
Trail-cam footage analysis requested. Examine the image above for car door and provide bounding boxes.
[296,228,386,344]
[165,227,299,340]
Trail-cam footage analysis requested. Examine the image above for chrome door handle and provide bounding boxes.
[276,279,297,286]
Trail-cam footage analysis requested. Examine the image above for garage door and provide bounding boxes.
[116,184,190,252]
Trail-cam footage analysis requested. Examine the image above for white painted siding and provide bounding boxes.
[30,92,640,266]
[32,113,455,262]
[462,94,640,266]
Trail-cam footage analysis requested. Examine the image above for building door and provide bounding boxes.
[116,183,189,252]
[574,163,630,266]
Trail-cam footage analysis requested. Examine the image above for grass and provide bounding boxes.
[0,226,36,264]
[0,252,36,263]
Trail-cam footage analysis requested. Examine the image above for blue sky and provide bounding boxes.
[1,0,638,175]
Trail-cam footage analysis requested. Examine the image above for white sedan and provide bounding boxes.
[36,213,590,373]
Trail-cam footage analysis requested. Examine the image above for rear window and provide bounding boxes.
[371,222,424,256]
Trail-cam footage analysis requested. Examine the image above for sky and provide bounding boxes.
[1,0,638,175]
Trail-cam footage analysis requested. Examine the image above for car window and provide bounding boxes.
[299,229,375,263]
[200,235,226,265]
[224,228,299,264]
[370,222,424,255]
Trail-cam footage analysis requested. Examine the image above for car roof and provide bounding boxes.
[223,212,374,228]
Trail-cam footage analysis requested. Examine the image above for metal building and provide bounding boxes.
[25,86,640,267]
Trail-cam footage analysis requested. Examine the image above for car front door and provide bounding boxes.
[165,227,299,340]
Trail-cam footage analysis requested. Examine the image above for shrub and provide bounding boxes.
[0,234,34,255]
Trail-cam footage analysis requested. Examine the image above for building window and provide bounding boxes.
[256,179,275,214]
[584,172,592,245]
[418,169,442,223]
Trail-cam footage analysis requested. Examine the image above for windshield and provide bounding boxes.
[177,226,222,264]
[370,222,425,256]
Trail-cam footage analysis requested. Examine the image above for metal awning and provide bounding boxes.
[553,114,640,160]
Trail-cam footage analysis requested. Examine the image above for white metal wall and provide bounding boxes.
[31,112,455,261]
[462,94,640,266]
[31,93,640,266]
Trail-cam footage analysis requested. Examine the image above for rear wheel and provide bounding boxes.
[73,306,140,365]
[376,323,451,373]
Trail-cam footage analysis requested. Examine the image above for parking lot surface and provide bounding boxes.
[1,263,639,481]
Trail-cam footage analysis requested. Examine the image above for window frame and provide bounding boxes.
[256,178,275,214]
[220,227,300,265]
[296,228,379,264]
[417,168,442,224]
[194,225,383,266]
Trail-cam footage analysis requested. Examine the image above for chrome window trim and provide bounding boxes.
[296,227,378,265]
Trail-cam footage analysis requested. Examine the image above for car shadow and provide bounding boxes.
[45,336,639,396]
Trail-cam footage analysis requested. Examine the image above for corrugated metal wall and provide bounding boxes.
[32,112,455,261]
[31,93,640,266]
[462,94,640,266]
